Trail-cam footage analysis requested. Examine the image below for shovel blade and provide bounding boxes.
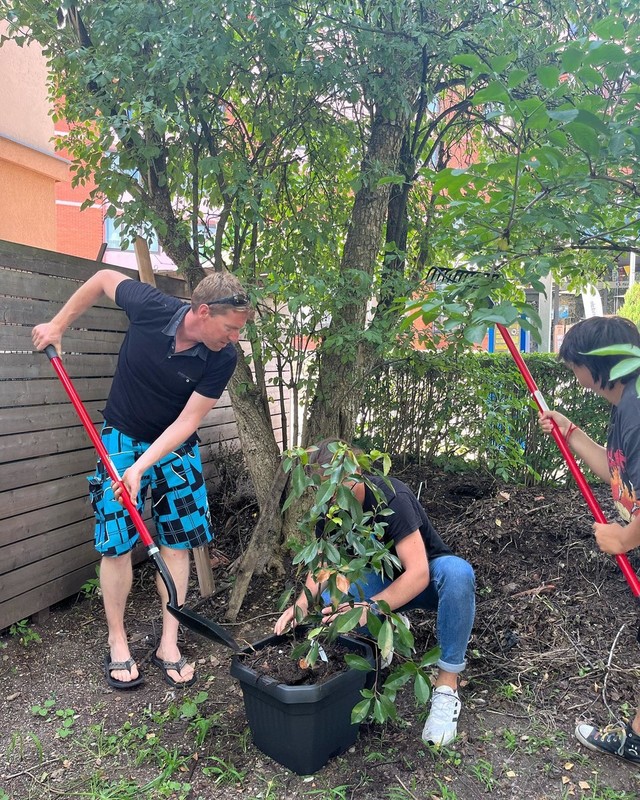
[167,603,240,651]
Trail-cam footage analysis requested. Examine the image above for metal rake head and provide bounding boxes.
[425,265,497,284]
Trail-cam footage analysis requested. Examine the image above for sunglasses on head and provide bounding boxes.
[207,293,250,308]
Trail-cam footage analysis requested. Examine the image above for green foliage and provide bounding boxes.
[31,697,56,717]
[618,284,640,328]
[585,342,640,398]
[468,758,496,792]
[7,693,233,798]
[30,696,77,738]
[80,564,101,598]
[405,0,640,345]
[3,0,640,469]
[357,350,609,485]
[305,786,351,800]
[432,780,460,800]
[282,440,440,725]
[9,618,42,647]
[177,690,209,720]
[201,755,246,785]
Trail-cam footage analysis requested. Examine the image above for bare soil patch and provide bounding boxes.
[2,464,640,799]
[239,639,355,687]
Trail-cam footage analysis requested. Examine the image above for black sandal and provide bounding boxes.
[104,653,144,690]
[151,650,197,688]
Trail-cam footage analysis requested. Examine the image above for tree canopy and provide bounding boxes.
[3,0,639,606]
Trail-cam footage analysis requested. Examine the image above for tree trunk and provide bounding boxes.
[225,356,286,619]
[385,133,413,257]
[225,463,289,622]
[227,356,281,509]
[381,131,418,309]
[145,175,205,292]
[303,111,407,445]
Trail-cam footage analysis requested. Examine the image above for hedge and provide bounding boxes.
[356,351,609,485]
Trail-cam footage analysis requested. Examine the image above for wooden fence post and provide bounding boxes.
[134,236,156,287]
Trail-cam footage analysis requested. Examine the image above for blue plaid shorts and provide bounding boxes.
[88,425,214,556]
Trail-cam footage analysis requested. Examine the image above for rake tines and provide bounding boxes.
[425,265,497,284]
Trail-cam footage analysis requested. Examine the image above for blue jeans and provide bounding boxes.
[334,555,476,673]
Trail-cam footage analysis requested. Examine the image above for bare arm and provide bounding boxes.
[539,410,610,484]
[322,530,430,626]
[368,530,430,610]
[32,270,130,353]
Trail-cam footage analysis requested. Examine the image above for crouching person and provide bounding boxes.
[275,438,476,747]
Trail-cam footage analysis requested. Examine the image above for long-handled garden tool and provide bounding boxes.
[44,345,241,650]
[425,266,640,599]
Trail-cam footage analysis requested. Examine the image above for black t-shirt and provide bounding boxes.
[102,280,237,443]
[362,475,453,560]
[316,475,453,564]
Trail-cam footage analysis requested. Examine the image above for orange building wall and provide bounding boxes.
[54,120,106,260]
[0,137,69,249]
[0,158,58,248]
[0,20,70,250]
[56,202,105,261]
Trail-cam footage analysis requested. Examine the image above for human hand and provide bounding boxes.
[594,521,635,555]
[321,601,370,628]
[274,605,300,635]
[32,322,64,354]
[112,466,143,507]
[538,410,572,438]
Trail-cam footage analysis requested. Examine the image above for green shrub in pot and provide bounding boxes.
[280,440,441,724]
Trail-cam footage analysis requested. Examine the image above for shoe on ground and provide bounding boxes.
[151,650,197,688]
[422,686,461,747]
[103,653,144,690]
[575,721,640,763]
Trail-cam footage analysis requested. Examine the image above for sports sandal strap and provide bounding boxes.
[154,655,188,672]
[107,657,136,672]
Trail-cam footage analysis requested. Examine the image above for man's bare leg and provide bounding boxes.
[154,546,194,684]
[100,552,139,683]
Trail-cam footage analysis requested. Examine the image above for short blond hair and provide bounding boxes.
[190,271,253,318]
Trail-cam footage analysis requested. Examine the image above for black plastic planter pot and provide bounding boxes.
[230,632,375,775]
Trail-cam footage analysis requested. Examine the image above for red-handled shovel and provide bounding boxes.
[44,345,241,650]
[494,324,640,599]
[424,266,640,600]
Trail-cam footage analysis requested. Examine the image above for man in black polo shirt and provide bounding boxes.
[32,269,251,689]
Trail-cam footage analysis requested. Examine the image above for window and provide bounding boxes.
[104,215,159,252]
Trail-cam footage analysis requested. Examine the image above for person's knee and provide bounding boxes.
[457,559,475,588]
[439,557,475,587]
[101,551,133,568]
[159,545,190,564]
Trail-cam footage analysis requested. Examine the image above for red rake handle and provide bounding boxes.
[495,324,640,598]
[44,345,155,550]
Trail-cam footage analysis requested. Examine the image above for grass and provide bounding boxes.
[3,676,640,800]
[2,691,217,799]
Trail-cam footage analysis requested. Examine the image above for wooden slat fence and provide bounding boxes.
[0,239,288,631]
